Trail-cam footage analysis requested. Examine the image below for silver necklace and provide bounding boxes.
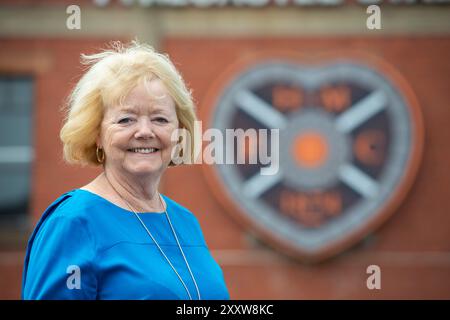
[105,177,201,300]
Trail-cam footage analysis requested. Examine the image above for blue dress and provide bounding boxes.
[22,189,230,300]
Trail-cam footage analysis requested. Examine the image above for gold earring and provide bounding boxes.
[96,147,105,164]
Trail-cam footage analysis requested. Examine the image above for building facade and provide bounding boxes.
[0,0,449,299]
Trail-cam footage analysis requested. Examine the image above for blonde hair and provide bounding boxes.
[60,40,198,166]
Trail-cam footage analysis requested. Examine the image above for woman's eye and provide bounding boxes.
[154,117,168,123]
[118,117,133,124]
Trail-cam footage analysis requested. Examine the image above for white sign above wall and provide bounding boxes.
[93,0,450,8]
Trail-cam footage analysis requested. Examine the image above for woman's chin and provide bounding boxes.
[125,163,163,176]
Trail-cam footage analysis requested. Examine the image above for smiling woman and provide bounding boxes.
[99,79,179,179]
[21,41,230,300]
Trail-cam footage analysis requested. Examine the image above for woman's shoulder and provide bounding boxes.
[161,195,205,235]
[44,189,103,221]
[25,190,95,257]
[162,195,196,219]
[27,189,107,253]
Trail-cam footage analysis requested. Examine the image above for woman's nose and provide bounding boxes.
[134,118,155,139]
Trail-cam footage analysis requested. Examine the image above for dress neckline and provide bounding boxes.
[75,188,167,215]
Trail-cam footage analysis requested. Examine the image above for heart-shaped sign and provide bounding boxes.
[201,51,424,262]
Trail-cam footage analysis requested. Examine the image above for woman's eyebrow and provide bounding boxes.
[117,107,138,114]
[118,104,172,115]
[151,107,171,115]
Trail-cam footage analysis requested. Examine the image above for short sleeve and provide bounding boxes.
[22,215,98,300]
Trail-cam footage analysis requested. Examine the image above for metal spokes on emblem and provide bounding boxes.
[202,55,423,261]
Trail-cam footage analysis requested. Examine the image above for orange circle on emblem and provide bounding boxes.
[292,132,329,168]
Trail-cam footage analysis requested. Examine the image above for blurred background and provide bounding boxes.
[0,0,449,299]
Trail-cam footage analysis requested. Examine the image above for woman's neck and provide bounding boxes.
[93,170,165,213]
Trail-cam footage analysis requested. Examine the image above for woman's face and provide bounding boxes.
[99,79,179,179]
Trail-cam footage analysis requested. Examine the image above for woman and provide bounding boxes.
[22,41,230,300]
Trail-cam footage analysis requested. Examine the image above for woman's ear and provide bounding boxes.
[96,135,102,148]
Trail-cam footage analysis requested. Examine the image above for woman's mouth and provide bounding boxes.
[127,148,159,154]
